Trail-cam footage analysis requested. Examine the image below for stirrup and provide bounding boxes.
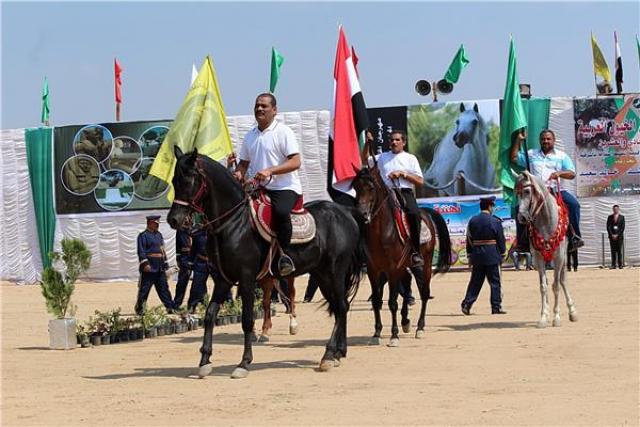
[278,254,296,276]
[411,252,424,267]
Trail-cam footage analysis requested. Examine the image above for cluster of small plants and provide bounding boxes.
[75,293,273,348]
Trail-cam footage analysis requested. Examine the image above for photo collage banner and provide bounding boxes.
[54,120,172,214]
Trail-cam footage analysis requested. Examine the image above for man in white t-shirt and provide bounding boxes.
[366,130,425,267]
[232,93,302,276]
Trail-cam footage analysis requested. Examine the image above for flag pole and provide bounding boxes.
[116,103,121,122]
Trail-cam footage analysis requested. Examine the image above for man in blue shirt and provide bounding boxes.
[510,129,583,249]
[461,196,507,315]
[135,215,176,315]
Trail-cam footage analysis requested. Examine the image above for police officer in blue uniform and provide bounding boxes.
[173,219,193,309]
[187,226,211,311]
[461,196,507,315]
[135,215,176,315]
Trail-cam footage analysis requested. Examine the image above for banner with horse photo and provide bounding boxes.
[574,94,640,197]
[418,195,516,268]
[408,100,501,198]
[53,120,173,214]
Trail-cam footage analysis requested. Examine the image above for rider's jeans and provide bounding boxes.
[560,190,581,237]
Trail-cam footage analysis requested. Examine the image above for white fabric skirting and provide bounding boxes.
[1,108,638,283]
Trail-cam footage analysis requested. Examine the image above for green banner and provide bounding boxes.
[25,127,56,268]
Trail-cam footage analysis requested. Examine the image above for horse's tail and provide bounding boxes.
[423,207,452,275]
[344,225,366,305]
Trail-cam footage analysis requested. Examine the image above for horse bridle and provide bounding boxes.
[516,179,545,222]
[173,164,249,234]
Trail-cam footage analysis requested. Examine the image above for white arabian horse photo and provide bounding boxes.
[516,171,578,328]
[424,103,497,195]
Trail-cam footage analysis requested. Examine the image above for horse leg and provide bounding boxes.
[369,272,384,345]
[400,272,411,334]
[287,276,299,335]
[559,261,578,322]
[197,281,231,378]
[231,280,256,379]
[412,264,431,339]
[258,278,273,342]
[387,278,401,347]
[536,257,550,328]
[319,273,346,371]
[552,270,561,327]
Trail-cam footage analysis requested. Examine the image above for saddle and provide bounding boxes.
[389,189,431,245]
[249,192,316,244]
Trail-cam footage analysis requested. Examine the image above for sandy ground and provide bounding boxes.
[2,267,639,426]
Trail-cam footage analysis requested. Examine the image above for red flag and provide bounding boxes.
[114,58,123,104]
[328,26,369,197]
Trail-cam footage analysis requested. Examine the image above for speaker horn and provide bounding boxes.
[436,79,454,94]
[415,80,431,96]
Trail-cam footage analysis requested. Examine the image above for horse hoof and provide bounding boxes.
[319,359,335,372]
[552,318,561,327]
[256,334,270,344]
[198,364,213,378]
[387,338,400,347]
[289,321,299,335]
[230,367,249,379]
[369,336,381,346]
[569,312,578,322]
[415,330,425,339]
[402,322,411,334]
[537,321,548,329]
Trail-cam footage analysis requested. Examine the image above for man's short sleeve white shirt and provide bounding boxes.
[516,148,575,190]
[376,151,423,189]
[239,120,302,194]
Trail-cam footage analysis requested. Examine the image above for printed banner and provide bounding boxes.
[408,100,501,198]
[366,106,407,153]
[54,120,172,214]
[574,94,640,197]
[419,195,516,267]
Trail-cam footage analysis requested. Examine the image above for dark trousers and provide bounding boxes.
[136,272,174,312]
[267,189,299,250]
[566,245,578,271]
[560,190,581,237]
[610,238,623,267]
[400,189,421,252]
[173,265,192,308]
[462,264,502,310]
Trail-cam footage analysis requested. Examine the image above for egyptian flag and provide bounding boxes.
[327,26,369,203]
[614,31,624,94]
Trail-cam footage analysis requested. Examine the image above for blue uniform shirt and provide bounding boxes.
[465,212,506,266]
[190,228,210,273]
[176,229,192,269]
[137,229,168,273]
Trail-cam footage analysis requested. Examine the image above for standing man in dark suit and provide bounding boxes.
[135,215,176,315]
[607,204,625,269]
[173,217,193,310]
[461,196,507,315]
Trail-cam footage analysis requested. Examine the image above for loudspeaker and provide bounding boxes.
[415,80,431,96]
[436,79,454,94]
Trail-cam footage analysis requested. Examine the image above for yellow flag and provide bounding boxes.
[591,33,612,94]
[147,56,233,200]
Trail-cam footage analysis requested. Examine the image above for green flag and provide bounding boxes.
[269,47,285,93]
[444,44,470,84]
[41,76,50,125]
[499,38,527,206]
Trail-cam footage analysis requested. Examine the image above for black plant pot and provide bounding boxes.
[157,325,166,336]
[111,333,119,344]
[145,327,157,338]
[90,335,102,346]
[118,331,129,343]
[101,335,111,345]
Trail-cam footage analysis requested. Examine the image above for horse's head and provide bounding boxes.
[453,103,481,148]
[352,166,383,224]
[515,171,546,224]
[167,146,206,230]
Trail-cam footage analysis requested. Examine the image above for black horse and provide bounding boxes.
[167,147,363,378]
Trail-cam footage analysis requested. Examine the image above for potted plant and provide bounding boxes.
[76,324,91,348]
[40,238,91,350]
[141,308,159,338]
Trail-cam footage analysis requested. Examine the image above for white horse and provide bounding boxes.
[516,171,578,328]
[424,103,496,195]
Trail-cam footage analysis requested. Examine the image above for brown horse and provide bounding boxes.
[353,166,451,346]
[257,277,298,341]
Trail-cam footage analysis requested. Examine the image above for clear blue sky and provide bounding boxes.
[2,1,639,129]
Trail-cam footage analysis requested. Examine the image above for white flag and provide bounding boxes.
[191,63,198,86]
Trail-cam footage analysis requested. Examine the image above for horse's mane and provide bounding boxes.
[193,154,244,195]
